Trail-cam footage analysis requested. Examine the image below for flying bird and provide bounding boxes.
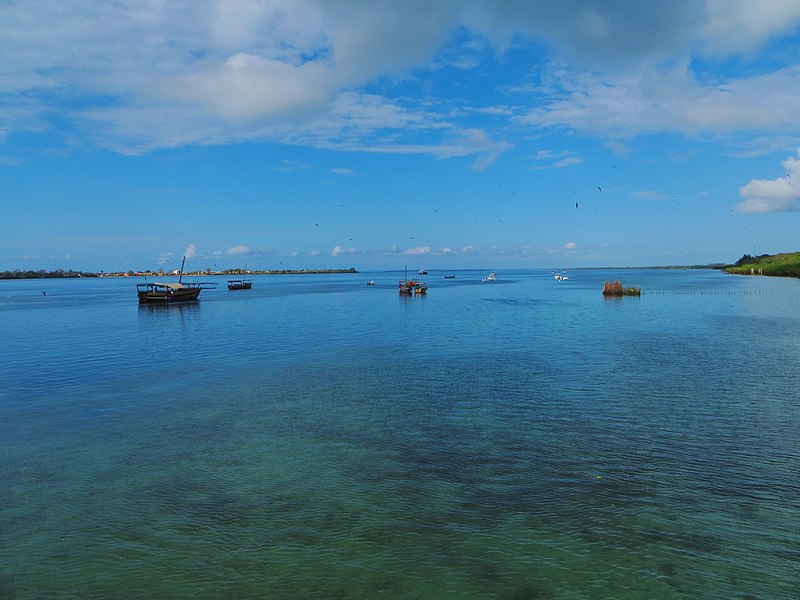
[597,186,602,192]
[576,202,579,209]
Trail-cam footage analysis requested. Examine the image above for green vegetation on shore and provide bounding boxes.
[724,252,800,278]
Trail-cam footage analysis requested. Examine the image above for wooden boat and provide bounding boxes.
[137,281,203,303]
[136,256,214,303]
[227,278,252,290]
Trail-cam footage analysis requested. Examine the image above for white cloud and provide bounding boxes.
[404,246,431,256]
[564,242,578,250]
[329,168,353,175]
[184,244,198,259]
[3,0,800,154]
[226,245,251,255]
[331,245,356,256]
[735,148,800,213]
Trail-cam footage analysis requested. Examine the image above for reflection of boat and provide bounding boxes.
[227,278,252,290]
[483,271,496,282]
[136,256,214,303]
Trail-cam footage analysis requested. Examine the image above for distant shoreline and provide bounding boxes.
[0,268,359,280]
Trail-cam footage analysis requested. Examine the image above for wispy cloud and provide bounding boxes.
[633,190,673,201]
[403,246,432,256]
[532,149,583,169]
[226,245,251,256]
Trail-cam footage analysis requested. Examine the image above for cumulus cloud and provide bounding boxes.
[734,148,800,213]
[404,246,432,256]
[3,0,800,154]
[184,244,198,259]
[564,242,578,250]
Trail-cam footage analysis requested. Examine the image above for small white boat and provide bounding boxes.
[483,272,496,282]
[366,280,376,286]
[554,274,568,281]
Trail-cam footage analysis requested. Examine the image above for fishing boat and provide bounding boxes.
[418,268,427,275]
[136,256,215,303]
[399,266,426,295]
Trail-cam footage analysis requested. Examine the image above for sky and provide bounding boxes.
[2,0,800,272]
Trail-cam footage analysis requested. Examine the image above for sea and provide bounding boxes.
[1,269,798,599]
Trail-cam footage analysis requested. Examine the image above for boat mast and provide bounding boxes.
[179,255,186,284]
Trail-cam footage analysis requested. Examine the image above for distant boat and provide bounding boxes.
[418,268,427,275]
[366,280,376,286]
[228,265,252,290]
[227,278,252,290]
[136,256,214,303]
[483,271,496,282]
[554,274,568,281]
[444,275,456,279]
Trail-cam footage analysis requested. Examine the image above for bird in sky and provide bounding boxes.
[597,186,602,192]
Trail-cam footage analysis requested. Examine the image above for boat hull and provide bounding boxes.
[136,282,202,303]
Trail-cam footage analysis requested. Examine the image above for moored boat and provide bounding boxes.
[136,256,215,303]
[137,281,204,303]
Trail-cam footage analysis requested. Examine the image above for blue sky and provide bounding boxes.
[2,0,800,272]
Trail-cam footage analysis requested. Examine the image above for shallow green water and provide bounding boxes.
[2,270,799,598]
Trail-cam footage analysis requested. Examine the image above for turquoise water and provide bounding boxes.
[1,269,799,599]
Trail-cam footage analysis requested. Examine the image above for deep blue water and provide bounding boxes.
[2,269,799,599]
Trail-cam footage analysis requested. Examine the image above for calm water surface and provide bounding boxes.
[2,269,799,599]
